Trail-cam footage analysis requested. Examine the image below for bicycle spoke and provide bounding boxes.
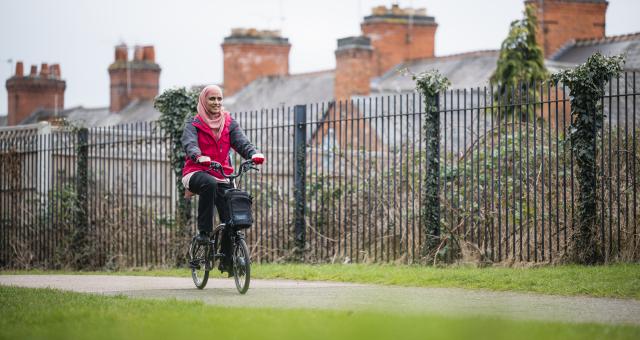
[189,238,210,289]
[233,237,251,294]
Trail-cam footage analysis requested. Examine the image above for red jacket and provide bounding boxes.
[181,113,256,180]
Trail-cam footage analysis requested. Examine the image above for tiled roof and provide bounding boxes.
[20,100,161,127]
[66,100,161,126]
[372,50,500,93]
[551,32,640,70]
[224,70,335,113]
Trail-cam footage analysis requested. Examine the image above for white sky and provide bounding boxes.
[1,0,639,115]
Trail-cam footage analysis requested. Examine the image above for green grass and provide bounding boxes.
[0,285,638,340]
[3,263,639,299]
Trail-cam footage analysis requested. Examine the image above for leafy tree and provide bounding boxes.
[491,4,547,120]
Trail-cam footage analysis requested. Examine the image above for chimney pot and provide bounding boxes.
[109,43,161,113]
[142,46,155,62]
[51,64,61,78]
[15,61,24,77]
[7,62,66,126]
[115,44,128,62]
[40,63,49,77]
[133,46,144,61]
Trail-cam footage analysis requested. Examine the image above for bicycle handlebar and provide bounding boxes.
[208,159,259,180]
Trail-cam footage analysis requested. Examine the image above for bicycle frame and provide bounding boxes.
[189,158,257,292]
[207,158,256,246]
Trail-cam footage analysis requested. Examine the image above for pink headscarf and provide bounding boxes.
[197,85,227,140]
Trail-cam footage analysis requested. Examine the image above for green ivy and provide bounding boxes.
[153,88,198,265]
[414,70,450,260]
[491,4,547,120]
[552,52,624,264]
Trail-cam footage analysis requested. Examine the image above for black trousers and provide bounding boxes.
[188,171,233,265]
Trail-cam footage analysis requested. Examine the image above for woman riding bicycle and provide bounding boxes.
[181,84,264,275]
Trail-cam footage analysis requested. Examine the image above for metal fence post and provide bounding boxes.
[294,105,307,260]
[73,127,89,268]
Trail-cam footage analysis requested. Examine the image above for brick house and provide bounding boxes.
[223,1,639,155]
[2,0,638,133]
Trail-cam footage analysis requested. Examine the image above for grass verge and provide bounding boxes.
[1,285,638,340]
[2,263,639,299]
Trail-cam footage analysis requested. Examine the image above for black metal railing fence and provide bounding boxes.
[1,72,637,268]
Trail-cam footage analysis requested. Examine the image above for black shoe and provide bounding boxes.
[196,232,209,244]
[189,260,200,270]
[218,261,234,277]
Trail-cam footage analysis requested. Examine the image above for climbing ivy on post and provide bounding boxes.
[552,52,624,264]
[72,126,89,269]
[414,70,450,260]
[154,88,198,264]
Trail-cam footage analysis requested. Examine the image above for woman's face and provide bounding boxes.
[205,88,223,115]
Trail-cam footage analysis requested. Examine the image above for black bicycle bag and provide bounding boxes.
[224,189,253,229]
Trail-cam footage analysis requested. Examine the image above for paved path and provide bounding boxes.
[1,275,639,325]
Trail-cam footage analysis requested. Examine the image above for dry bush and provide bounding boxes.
[443,122,639,264]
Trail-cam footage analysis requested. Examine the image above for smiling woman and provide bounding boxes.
[180,84,264,275]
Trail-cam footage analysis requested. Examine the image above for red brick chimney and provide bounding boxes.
[361,5,437,76]
[5,61,66,126]
[15,62,23,77]
[526,0,608,58]
[334,36,373,101]
[108,44,161,113]
[221,28,291,96]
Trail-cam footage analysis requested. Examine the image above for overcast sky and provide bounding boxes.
[1,0,639,115]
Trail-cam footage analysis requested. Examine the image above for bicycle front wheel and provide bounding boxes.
[233,238,251,294]
[189,238,210,289]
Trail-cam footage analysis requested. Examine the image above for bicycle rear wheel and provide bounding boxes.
[189,238,210,289]
[233,238,251,294]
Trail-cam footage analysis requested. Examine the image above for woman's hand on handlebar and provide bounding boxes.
[251,153,265,165]
[197,156,222,170]
[201,157,261,179]
[196,155,211,164]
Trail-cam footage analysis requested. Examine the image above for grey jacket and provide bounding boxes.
[181,114,257,163]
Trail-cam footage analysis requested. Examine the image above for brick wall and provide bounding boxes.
[527,0,607,57]
[108,45,161,113]
[5,62,65,126]
[361,5,437,76]
[334,37,373,101]
[222,29,291,96]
